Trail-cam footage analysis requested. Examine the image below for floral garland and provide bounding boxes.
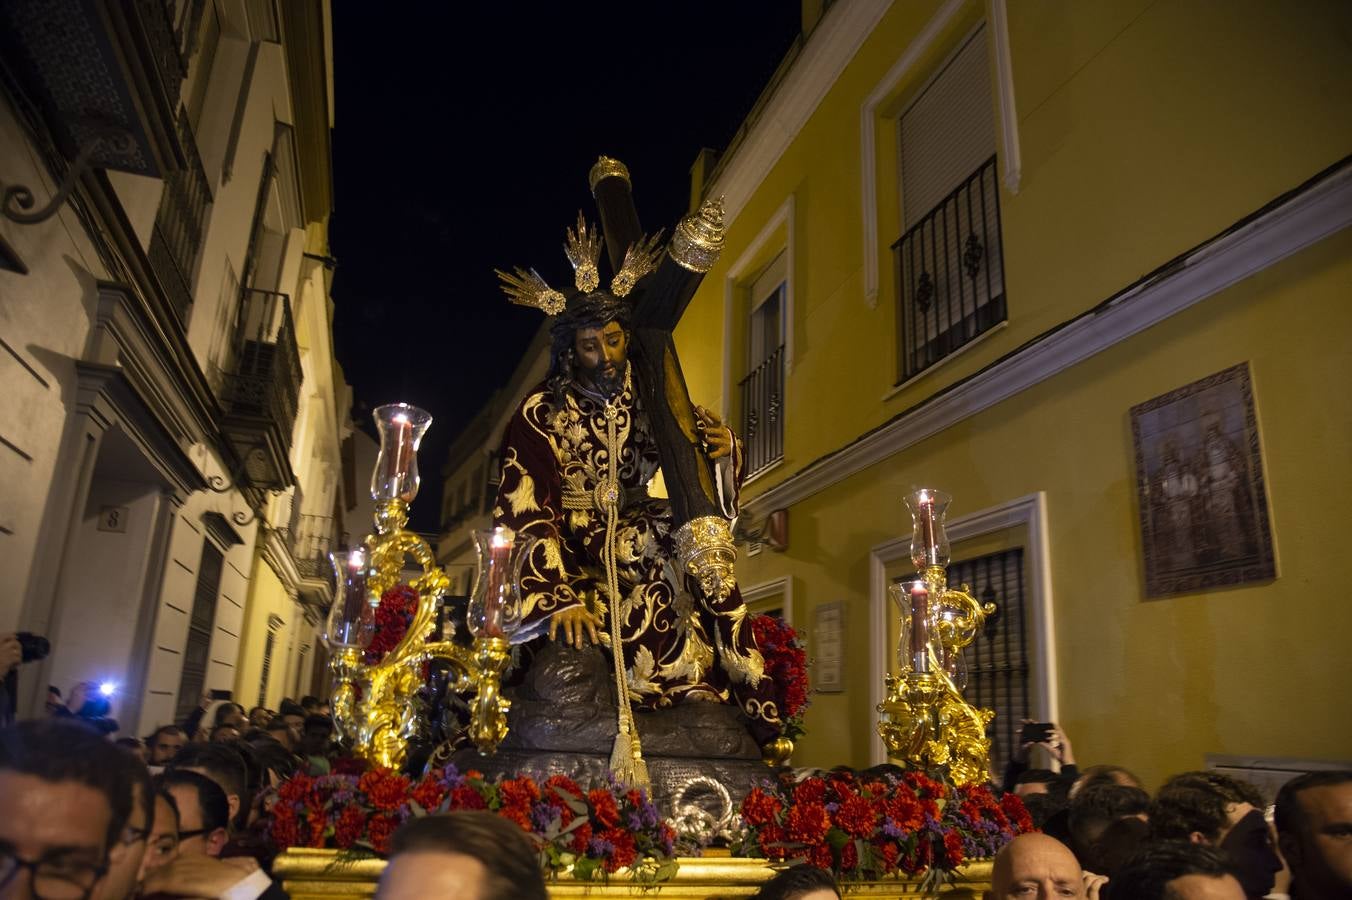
[750,614,810,741]
[736,769,1033,881]
[267,765,678,882]
[364,584,418,665]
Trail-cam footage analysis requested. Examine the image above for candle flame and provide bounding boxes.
[491,527,510,548]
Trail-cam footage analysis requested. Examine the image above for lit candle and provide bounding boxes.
[482,527,512,638]
[339,549,368,645]
[918,490,938,567]
[388,413,411,498]
[910,583,930,673]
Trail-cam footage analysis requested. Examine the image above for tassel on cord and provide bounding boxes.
[601,396,650,792]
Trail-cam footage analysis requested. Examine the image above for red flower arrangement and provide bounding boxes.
[266,765,679,883]
[751,614,811,740]
[736,769,1033,883]
[364,584,419,664]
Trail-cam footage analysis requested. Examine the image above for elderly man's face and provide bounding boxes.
[987,833,1086,899]
[573,321,628,397]
[0,770,113,900]
[1281,782,1352,897]
[377,850,486,900]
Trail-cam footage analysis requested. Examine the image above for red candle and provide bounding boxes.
[910,583,930,673]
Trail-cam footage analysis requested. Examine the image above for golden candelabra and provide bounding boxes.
[327,404,519,770]
[876,490,997,787]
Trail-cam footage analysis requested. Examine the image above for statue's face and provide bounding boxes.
[573,320,628,397]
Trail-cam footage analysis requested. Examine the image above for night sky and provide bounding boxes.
[330,4,802,530]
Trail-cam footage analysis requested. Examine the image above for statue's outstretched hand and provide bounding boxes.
[695,405,737,460]
[550,606,600,649]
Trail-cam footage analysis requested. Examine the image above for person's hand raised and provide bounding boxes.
[0,634,21,678]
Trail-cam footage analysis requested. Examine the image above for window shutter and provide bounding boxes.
[900,26,995,225]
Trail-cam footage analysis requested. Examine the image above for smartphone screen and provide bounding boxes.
[209,688,233,701]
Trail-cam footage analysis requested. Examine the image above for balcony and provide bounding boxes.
[892,155,1006,383]
[219,288,301,491]
[147,109,213,322]
[0,0,202,178]
[738,344,785,479]
[281,514,340,607]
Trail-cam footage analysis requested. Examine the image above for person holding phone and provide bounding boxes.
[1005,719,1079,794]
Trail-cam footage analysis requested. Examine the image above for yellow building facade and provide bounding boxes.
[675,0,1352,787]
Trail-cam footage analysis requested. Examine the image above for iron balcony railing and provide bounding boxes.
[285,514,339,582]
[893,155,1006,383]
[221,287,302,443]
[148,108,213,321]
[738,344,785,478]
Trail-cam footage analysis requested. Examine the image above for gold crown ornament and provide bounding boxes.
[494,267,567,315]
[563,212,603,293]
[669,197,726,274]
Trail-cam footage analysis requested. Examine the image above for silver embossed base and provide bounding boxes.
[447,642,771,822]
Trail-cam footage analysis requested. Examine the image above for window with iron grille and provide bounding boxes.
[950,547,1028,777]
[739,252,786,477]
[174,540,222,722]
[258,614,283,707]
[893,25,1006,383]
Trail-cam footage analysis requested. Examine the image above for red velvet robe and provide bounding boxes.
[491,368,782,737]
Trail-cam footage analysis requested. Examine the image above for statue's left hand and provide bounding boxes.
[695,405,737,460]
[549,606,600,649]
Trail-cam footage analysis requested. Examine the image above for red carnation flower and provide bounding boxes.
[270,808,300,849]
[569,821,593,854]
[741,787,783,827]
[359,769,411,812]
[786,802,832,845]
[367,813,398,855]
[840,840,859,871]
[588,788,622,828]
[792,778,827,806]
[757,824,789,861]
[879,840,900,871]
[411,777,447,812]
[942,830,965,867]
[809,844,833,869]
[1001,792,1034,833]
[450,784,487,810]
[333,805,366,850]
[834,795,879,838]
[602,828,638,873]
[499,803,532,832]
[499,777,541,808]
[545,774,583,800]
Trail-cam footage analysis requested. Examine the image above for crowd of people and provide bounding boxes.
[0,679,1348,900]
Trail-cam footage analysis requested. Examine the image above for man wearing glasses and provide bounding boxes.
[0,719,136,900]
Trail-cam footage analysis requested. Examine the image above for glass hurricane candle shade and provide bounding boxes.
[326,546,375,650]
[905,488,952,569]
[466,527,538,641]
[890,579,941,676]
[371,403,433,504]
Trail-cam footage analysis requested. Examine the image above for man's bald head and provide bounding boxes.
[987,833,1087,899]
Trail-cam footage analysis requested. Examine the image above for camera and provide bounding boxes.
[16,632,50,663]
